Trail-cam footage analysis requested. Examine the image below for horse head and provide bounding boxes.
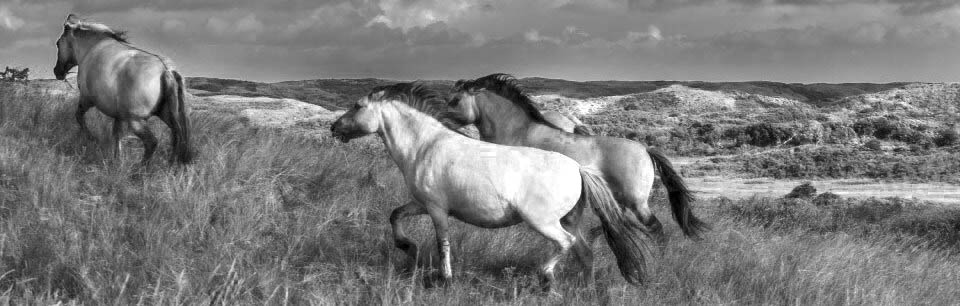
[331,93,384,143]
[54,14,82,80]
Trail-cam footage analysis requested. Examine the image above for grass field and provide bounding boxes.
[1,82,959,304]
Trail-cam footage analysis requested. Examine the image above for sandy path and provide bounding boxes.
[672,156,960,204]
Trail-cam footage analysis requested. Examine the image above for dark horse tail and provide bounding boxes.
[647,148,709,238]
[159,70,194,163]
[579,168,648,285]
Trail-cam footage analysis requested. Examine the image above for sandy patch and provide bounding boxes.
[195,95,344,139]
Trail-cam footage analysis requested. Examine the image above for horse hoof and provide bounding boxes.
[423,273,451,289]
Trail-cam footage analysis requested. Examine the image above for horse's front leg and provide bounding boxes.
[390,201,426,272]
[75,98,94,139]
[427,208,453,282]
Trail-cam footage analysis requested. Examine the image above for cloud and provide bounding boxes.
[372,0,475,30]
[2,0,960,82]
[0,6,26,31]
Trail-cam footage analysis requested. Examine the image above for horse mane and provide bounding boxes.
[68,15,181,70]
[454,73,565,131]
[72,17,130,43]
[369,82,445,117]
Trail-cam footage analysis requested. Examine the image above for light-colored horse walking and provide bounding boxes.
[442,73,708,243]
[330,83,650,287]
[53,14,193,164]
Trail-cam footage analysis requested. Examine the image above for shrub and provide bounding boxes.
[813,192,842,207]
[714,145,960,182]
[935,128,959,147]
[785,182,817,199]
[743,123,791,147]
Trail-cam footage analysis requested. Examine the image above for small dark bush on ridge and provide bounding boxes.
[785,182,817,199]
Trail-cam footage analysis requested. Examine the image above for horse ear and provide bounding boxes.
[65,14,81,28]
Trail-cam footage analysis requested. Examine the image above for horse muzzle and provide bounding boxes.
[53,64,69,80]
[53,66,66,80]
[330,120,360,143]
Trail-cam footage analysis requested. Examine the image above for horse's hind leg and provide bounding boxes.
[529,220,575,293]
[128,119,157,165]
[585,189,666,249]
[390,201,426,272]
[622,191,667,249]
[561,203,594,283]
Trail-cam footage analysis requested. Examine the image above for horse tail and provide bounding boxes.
[647,148,709,238]
[160,69,194,163]
[572,125,593,136]
[579,168,648,285]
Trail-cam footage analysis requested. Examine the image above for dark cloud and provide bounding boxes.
[1,0,959,82]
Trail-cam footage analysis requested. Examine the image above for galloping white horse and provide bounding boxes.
[330,83,650,288]
[53,14,193,164]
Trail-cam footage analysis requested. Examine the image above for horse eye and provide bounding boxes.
[449,97,460,107]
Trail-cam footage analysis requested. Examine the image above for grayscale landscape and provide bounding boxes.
[3,0,960,304]
[1,76,958,304]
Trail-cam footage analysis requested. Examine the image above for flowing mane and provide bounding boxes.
[369,82,445,117]
[72,17,129,43]
[454,73,565,131]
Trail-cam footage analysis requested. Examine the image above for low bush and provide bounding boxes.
[936,127,959,147]
[725,145,960,182]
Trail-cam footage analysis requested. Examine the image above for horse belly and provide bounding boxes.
[448,198,522,228]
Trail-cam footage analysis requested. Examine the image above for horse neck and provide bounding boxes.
[475,93,539,145]
[378,102,448,169]
[72,33,115,66]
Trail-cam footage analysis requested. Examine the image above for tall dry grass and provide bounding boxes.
[0,82,958,304]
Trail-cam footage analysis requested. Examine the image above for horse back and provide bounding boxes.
[79,42,167,119]
[526,126,654,187]
[411,136,582,220]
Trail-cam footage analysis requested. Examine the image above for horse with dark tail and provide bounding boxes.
[158,70,194,163]
[648,148,709,238]
[580,169,649,284]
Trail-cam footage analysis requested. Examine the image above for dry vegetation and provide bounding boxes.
[1,81,959,304]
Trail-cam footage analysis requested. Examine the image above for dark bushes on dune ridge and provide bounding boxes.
[728,145,960,182]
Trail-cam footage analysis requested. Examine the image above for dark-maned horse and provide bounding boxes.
[53,14,193,164]
[331,82,651,288]
[441,73,709,244]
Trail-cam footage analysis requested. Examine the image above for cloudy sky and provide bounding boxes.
[2,0,960,82]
